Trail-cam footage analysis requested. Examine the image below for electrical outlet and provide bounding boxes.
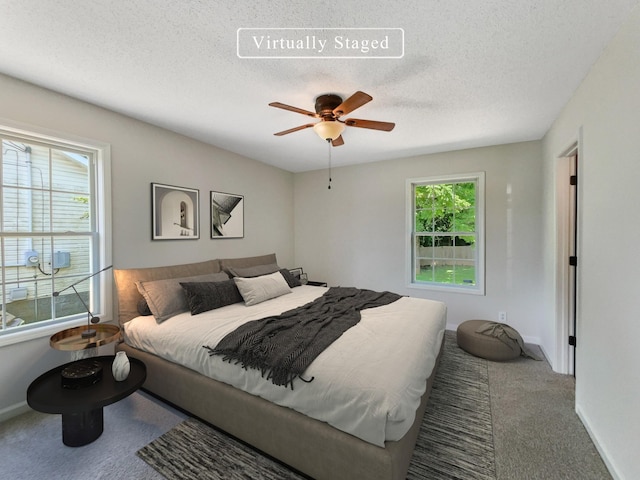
[498,311,507,323]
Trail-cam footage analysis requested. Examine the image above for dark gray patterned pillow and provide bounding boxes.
[278,268,301,288]
[136,272,229,322]
[180,280,243,315]
[137,298,153,316]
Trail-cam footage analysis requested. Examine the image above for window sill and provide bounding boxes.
[408,282,485,296]
[0,318,89,348]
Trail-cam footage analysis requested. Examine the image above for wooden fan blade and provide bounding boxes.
[331,135,345,147]
[274,123,315,136]
[269,102,318,118]
[333,91,372,117]
[344,118,395,132]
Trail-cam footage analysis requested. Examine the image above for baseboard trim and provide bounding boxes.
[575,404,620,480]
[538,343,553,368]
[0,400,30,423]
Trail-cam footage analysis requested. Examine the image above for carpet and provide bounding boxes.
[137,332,496,480]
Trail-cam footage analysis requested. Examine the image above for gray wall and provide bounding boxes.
[540,7,640,479]
[293,141,544,341]
[0,73,294,415]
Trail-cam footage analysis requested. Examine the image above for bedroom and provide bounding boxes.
[0,2,639,479]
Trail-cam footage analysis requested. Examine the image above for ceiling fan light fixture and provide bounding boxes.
[313,121,345,141]
[270,91,394,146]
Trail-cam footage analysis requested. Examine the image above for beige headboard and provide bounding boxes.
[219,253,277,272]
[113,253,277,325]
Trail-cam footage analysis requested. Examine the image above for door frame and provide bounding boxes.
[555,135,581,376]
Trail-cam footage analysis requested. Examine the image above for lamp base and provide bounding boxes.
[81,328,97,339]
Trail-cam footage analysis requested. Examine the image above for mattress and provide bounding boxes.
[123,285,446,446]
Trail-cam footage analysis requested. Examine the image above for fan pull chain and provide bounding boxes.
[327,139,332,190]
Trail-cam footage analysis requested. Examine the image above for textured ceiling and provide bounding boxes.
[0,1,638,172]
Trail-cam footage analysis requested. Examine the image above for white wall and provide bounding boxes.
[540,6,640,479]
[293,140,544,341]
[0,73,294,415]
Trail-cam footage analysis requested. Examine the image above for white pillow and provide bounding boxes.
[233,271,291,306]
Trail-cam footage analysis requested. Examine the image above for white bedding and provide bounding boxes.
[123,285,446,446]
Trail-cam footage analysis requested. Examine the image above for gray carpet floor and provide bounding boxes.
[0,331,611,480]
[1,390,185,480]
[488,349,610,479]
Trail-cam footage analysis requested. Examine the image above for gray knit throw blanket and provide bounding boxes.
[204,287,402,389]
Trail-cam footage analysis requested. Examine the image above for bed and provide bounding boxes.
[114,253,446,480]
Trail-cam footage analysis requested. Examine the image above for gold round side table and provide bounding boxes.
[50,323,121,352]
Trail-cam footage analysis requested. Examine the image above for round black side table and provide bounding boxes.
[27,355,146,447]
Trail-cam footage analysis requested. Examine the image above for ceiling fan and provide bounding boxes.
[269,91,395,146]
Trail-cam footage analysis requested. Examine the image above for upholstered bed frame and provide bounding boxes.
[113,254,442,480]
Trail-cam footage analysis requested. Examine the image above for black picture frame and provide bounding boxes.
[288,267,304,279]
[151,183,200,240]
[211,191,244,238]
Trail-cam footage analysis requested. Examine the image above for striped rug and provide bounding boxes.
[137,332,496,479]
[407,331,496,479]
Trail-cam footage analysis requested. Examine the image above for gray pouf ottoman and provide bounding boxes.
[456,319,521,361]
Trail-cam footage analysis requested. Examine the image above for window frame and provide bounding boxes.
[0,120,112,346]
[406,172,485,295]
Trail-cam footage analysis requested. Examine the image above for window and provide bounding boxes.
[407,172,484,294]
[1,123,111,343]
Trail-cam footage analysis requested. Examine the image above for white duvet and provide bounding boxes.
[123,285,446,446]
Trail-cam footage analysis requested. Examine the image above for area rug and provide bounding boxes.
[407,332,496,480]
[137,332,496,480]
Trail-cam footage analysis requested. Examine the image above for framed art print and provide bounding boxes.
[288,268,308,285]
[152,183,199,240]
[211,190,244,238]
[288,267,303,279]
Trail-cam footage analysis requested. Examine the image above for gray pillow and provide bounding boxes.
[233,271,291,306]
[136,272,229,322]
[227,263,280,278]
[180,280,243,315]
